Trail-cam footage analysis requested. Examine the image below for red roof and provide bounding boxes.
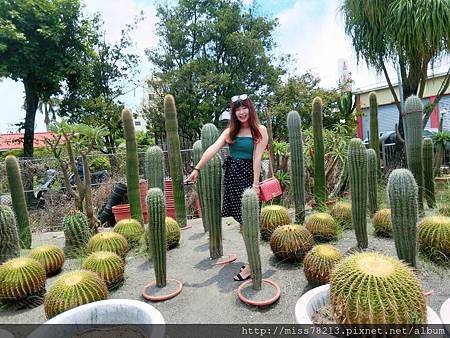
[0,132,56,151]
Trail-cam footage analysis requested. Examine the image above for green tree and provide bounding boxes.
[58,14,142,154]
[340,0,450,137]
[0,0,93,158]
[145,0,285,140]
[267,73,341,141]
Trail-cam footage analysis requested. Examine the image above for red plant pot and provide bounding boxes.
[112,204,148,224]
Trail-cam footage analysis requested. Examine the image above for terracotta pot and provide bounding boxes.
[112,204,148,224]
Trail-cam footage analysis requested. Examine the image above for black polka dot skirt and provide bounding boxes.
[222,156,253,224]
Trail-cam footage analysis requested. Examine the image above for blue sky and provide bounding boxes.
[0,0,414,133]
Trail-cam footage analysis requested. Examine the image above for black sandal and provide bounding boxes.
[233,266,250,281]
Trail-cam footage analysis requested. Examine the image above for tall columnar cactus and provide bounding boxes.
[387,169,418,267]
[241,189,262,290]
[122,108,143,225]
[147,188,167,287]
[5,155,31,248]
[0,205,20,264]
[200,124,223,258]
[193,140,208,232]
[311,98,326,209]
[369,92,381,178]
[201,123,219,148]
[366,148,378,215]
[422,138,436,208]
[164,95,187,227]
[404,95,424,213]
[287,110,305,222]
[348,138,368,249]
[145,145,165,192]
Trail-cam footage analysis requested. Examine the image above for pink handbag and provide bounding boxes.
[259,177,282,202]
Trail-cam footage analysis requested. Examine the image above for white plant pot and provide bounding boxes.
[440,297,450,332]
[28,299,165,338]
[295,284,442,325]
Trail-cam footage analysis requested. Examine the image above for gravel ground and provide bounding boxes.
[0,213,448,325]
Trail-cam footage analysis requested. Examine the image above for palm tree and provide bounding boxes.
[340,0,450,138]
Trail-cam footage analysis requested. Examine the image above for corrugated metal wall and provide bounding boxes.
[361,96,445,139]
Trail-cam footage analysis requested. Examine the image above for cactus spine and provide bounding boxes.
[387,169,418,267]
[0,205,20,264]
[348,138,368,249]
[404,95,424,213]
[164,95,187,227]
[122,108,143,225]
[241,189,261,290]
[147,188,166,287]
[367,148,378,215]
[311,98,326,209]
[201,124,223,258]
[5,155,31,248]
[287,110,305,223]
[422,138,436,208]
[369,92,381,178]
[145,145,165,192]
[193,140,208,232]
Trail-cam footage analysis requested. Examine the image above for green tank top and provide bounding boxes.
[229,136,254,160]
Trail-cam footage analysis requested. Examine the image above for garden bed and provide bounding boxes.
[0,214,448,324]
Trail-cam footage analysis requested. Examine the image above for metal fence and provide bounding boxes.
[380,142,450,168]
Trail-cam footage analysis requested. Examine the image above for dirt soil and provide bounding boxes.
[0,213,448,324]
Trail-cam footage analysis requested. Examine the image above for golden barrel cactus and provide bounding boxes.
[330,201,352,229]
[303,244,342,285]
[82,251,125,290]
[113,218,144,248]
[87,231,129,259]
[304,213,338,242]
[260,205,291,240]
[269,224,314,262]
[28,245,65,276]
[372,208,392,238]
[418,216,450,263]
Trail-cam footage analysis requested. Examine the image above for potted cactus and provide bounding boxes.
[237,189,281,307]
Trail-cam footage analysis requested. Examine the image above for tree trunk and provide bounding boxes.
[22,78,39,208]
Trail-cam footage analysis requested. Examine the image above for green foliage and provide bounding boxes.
[144,0,284,139]
[147,188,166,287]
[0,205,20,264]
[89,156,111,172]
[269,224,315,262]
[136,131,154,148]
[340,0,450,120]
[44,270,108,319]
[387,169,418,267]
[347,138,368,249]
[164,95,187,227]
[303,244,342,286]
[5,155,31,249]
[241,189,262,290]
[82,251,124,290]
[122,108,143,225]
[330,252,426,324]
[268,73,343,141]
[28,245,65,277]
[0,0,93,156]
[287,110,305,223]
[260,205,291,241]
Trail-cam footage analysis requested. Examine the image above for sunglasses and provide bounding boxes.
[231,94,248,103]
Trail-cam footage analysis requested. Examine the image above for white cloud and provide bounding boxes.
[274,0,384,90]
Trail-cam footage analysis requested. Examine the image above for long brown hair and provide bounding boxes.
[226,96,262,144]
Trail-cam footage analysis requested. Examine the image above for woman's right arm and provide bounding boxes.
[186,128,229,183]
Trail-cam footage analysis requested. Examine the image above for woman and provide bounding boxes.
[186,94,268,281]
